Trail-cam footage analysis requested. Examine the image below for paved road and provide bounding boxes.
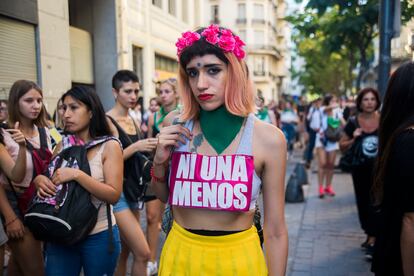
[285,151,372,276]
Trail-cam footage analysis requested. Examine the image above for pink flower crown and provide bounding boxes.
[176,25,246,60]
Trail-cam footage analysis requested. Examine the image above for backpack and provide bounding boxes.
[24,136,118,246]
[324,125,342,142]
[8,127,52,215]
[107,116,152,203]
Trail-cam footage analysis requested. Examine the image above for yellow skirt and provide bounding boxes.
[159,221,268,276]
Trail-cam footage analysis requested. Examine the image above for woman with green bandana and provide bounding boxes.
[151,25,288,275]
[315,94,345,198]
[146,78,179,275]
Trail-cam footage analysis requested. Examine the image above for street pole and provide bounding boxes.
[378,0,393,100]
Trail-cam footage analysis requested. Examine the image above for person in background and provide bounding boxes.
[304,98,322,169]
[146,78,180,275]
[0,120,27,276]
[315,95,344,198]
[339,88,381,260]
[255,95,276,125]
[107,70,157,276]
[1,79,52,275]
[35,86,123,276]
[141,97,161,138]
[280,101,299,152]
[372,61,414,276]
[0,100,8,124]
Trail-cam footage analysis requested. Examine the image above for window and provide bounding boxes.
[155,54,178,73]
[133,46,144,90]
[238,30,246,42]
[211,5,219,24]
[182,0,188,22]
[253,4,264,20]
[238,4,246,20]
[254,30,264,45]
[168,0,176,16]
[152,0,162,8]
[254,56,265,76]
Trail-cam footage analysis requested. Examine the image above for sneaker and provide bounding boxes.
[147,261,158,276]
[319,186,325,198]
[325,186,335,197]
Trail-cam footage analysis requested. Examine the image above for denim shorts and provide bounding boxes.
[0,218,7,246]
[113,192,142,213]
[45,226,121,276]
[5,190,23,219]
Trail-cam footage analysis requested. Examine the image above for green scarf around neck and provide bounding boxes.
[199,105,244,154]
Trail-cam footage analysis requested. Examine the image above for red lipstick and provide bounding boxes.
[198,94,213,101]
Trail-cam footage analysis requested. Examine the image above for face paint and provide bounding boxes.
[196,62,202,68]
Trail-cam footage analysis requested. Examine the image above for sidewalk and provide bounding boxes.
[285,151,372,276]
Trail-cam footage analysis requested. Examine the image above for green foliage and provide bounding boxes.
[289,0,414,95]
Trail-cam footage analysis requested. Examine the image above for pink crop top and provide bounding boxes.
[168,114,262,212]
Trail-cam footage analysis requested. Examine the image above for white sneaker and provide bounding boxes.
[147,261,158,276]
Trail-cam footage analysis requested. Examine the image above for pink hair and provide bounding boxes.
[178,52,255,121]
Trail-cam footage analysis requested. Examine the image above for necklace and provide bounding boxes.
[199,105,244,154]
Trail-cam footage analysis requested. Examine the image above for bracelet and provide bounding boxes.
[153,159,168,167]
[5,217,18,227]
[150,166,167,182]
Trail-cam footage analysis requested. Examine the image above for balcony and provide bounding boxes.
[236,18,247,24]
[250,44,282,59]
[253,70,266,77]
[252,19,266,25]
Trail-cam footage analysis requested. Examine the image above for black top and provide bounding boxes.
[372,129,414,275]
[343,116,378,168]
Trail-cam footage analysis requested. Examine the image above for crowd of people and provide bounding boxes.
[0,24,413,276]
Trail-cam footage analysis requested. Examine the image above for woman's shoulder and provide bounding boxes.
[253,118,286,149]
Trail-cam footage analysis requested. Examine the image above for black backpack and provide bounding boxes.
[24,136,118,246]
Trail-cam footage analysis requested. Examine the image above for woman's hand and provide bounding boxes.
[5,217,25,239]
[51,168,81,185]
[353,128,362,139]
[134,138,158,152]
[154,124,192,165]
[5,122,26,146]
[34,175,56,198]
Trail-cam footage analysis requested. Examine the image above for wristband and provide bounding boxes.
[151,166,167,182]
[5,217,18,227]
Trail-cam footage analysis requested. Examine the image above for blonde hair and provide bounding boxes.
[178,52,254,121]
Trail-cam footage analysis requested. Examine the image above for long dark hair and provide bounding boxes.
[373,61,414,205]
[61,86,111,139]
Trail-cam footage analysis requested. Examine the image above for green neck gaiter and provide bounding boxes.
[199,105,244,154]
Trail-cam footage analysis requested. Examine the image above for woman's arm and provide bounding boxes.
[0,185,25,239]
[401,212,414,275]
[0,144,26,183]
[258,123,288,276]
[338,133,354,152]
[51,140,123,204]
[151,113,192,203]
[0,126,27,182]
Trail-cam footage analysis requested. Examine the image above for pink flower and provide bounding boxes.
[176,31,201,56]
[233,35,246,59]
[218,31,236,52]
[201,24,220,45]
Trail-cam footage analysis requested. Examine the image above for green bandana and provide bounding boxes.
[199,105,244,154]
[256,107,269,121]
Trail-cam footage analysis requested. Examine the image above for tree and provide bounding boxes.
[289,0,414,93]
[288,9,355,95]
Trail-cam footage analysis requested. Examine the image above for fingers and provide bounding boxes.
[14,121,20,129]
[160,125,192,140]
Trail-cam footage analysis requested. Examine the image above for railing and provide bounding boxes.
[236,18,247,24]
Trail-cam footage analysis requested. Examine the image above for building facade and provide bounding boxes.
[0,0,200,111]
[199,0,289,102]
